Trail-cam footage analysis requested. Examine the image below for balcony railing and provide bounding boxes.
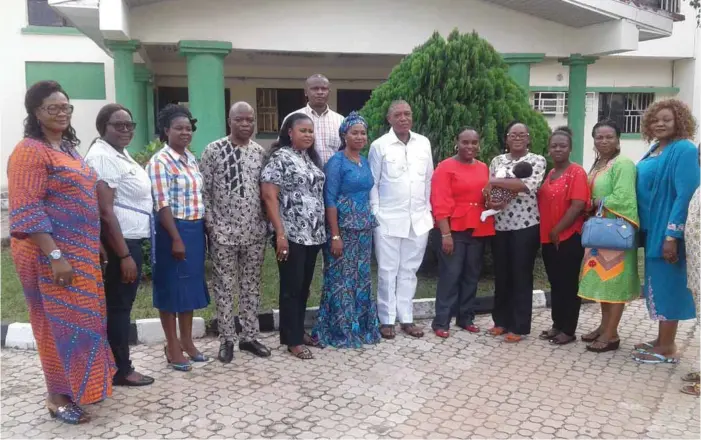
[658,0,681,14]
[624,0,682,14]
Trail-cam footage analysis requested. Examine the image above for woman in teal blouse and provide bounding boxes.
[633,99,700,364]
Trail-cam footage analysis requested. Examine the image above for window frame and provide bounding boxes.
[597,92,655,134]
[27,0,71,27]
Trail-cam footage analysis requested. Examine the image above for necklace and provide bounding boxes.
[593,156,614,171]
[345,152,362,167]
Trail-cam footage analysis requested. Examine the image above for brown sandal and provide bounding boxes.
[586,339,620,353]
[680,383,700,397]
[303,332,320,347]
[539,328,560,340]
[504,333,522,343]
[580,329,601,343]
[487,326,506,336]
[549,333,576,345]
[288,346,313,360]
[682,372,701,383]
[401,323,424,338]
[380,325,395,339]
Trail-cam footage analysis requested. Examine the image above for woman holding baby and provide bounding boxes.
[486,121,547,343]
[429,128,495,338]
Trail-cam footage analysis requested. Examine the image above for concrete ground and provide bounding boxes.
[1,300,699,439]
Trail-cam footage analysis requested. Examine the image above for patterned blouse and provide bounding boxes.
[686,188,700,303]
[200,137,267,246]
[260,146,326,246]
[489,152,547,231]
[323,152,377,231]
[146,145,204,221]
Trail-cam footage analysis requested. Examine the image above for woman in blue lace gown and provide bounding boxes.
[312,112,381,348]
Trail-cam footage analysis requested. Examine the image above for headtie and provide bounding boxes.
[339,111,368,139]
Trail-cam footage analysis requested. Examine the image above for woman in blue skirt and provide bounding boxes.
[147,104,210,371]
[634,99,700,364]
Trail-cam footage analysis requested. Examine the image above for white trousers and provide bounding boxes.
[374,227,430,325]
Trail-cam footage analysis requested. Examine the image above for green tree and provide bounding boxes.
[361,30,551,167]
[688,0,700,25]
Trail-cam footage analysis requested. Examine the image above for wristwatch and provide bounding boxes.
[48,249,62,261]
[664,236,677,242]
[331,235,341,241]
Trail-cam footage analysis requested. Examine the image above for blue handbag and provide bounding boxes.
[581,199,635,250]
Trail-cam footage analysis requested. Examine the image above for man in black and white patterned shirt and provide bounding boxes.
[200,102,271,362]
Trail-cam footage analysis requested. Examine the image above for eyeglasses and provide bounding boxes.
[41,104,74,116]
[508,133,529,140]
[108,121,138,132]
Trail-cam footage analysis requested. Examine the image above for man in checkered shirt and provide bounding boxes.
[282,74,344,167]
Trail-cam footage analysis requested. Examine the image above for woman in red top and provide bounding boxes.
[537,127,590,345]
[430,127,496,338]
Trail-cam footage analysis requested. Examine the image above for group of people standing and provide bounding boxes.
[7,73,701,424]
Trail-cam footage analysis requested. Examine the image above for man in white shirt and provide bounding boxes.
[283,74,344,166]
[369,100,434,339]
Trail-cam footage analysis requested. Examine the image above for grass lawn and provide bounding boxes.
[0,246,554,323]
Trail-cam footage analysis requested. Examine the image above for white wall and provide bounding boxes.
[530,57,674,88]
[1,0,115,190]
[616,0,698,59]
[530,57,686,169]
[131,0,590,57]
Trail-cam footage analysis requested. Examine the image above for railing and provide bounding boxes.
[630,0,681,14]
[658,0,681,14]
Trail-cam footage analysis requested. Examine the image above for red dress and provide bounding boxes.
[430,158,495,237]
[8,138,114,404]
[537,164,590,244]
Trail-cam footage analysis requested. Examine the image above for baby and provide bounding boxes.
[480,161,533,222]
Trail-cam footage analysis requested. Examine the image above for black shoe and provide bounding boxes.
[218,341,234,363]
[113,372,155,387]
[239,340,271,358]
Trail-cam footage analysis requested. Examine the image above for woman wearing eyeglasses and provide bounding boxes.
[85,104,155,387]
[8,81,114,424]
[486,121,547,343]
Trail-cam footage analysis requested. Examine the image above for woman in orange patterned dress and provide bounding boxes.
[8,81,114,424]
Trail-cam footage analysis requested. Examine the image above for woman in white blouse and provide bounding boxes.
[85,104,154,387]
[486,121,547,343]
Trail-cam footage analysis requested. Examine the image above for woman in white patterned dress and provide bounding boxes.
[681,147,700,396]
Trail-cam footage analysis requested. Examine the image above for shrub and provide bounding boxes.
[132,139,164,167]
[360,29,551,166]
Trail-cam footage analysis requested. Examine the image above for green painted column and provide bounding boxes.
[133,64,152,152]
[178,40,232,156]
[502,53,545,91]
[560,54,598,165]
[105,40,140,112]
[146,84,155,145]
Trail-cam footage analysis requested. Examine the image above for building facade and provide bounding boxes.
[1,0,699,190]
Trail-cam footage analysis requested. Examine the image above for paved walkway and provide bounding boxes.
[1,301,699,439]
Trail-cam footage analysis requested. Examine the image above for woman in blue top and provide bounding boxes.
[311,112,381,348]
[633,99,700,364]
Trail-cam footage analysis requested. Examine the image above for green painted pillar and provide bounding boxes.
[105,40,140,112]
[133,65,152,152]
[146,84,155,145]
[502,53,545,91]
[560,54,598,165]
[178,40,232,156]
